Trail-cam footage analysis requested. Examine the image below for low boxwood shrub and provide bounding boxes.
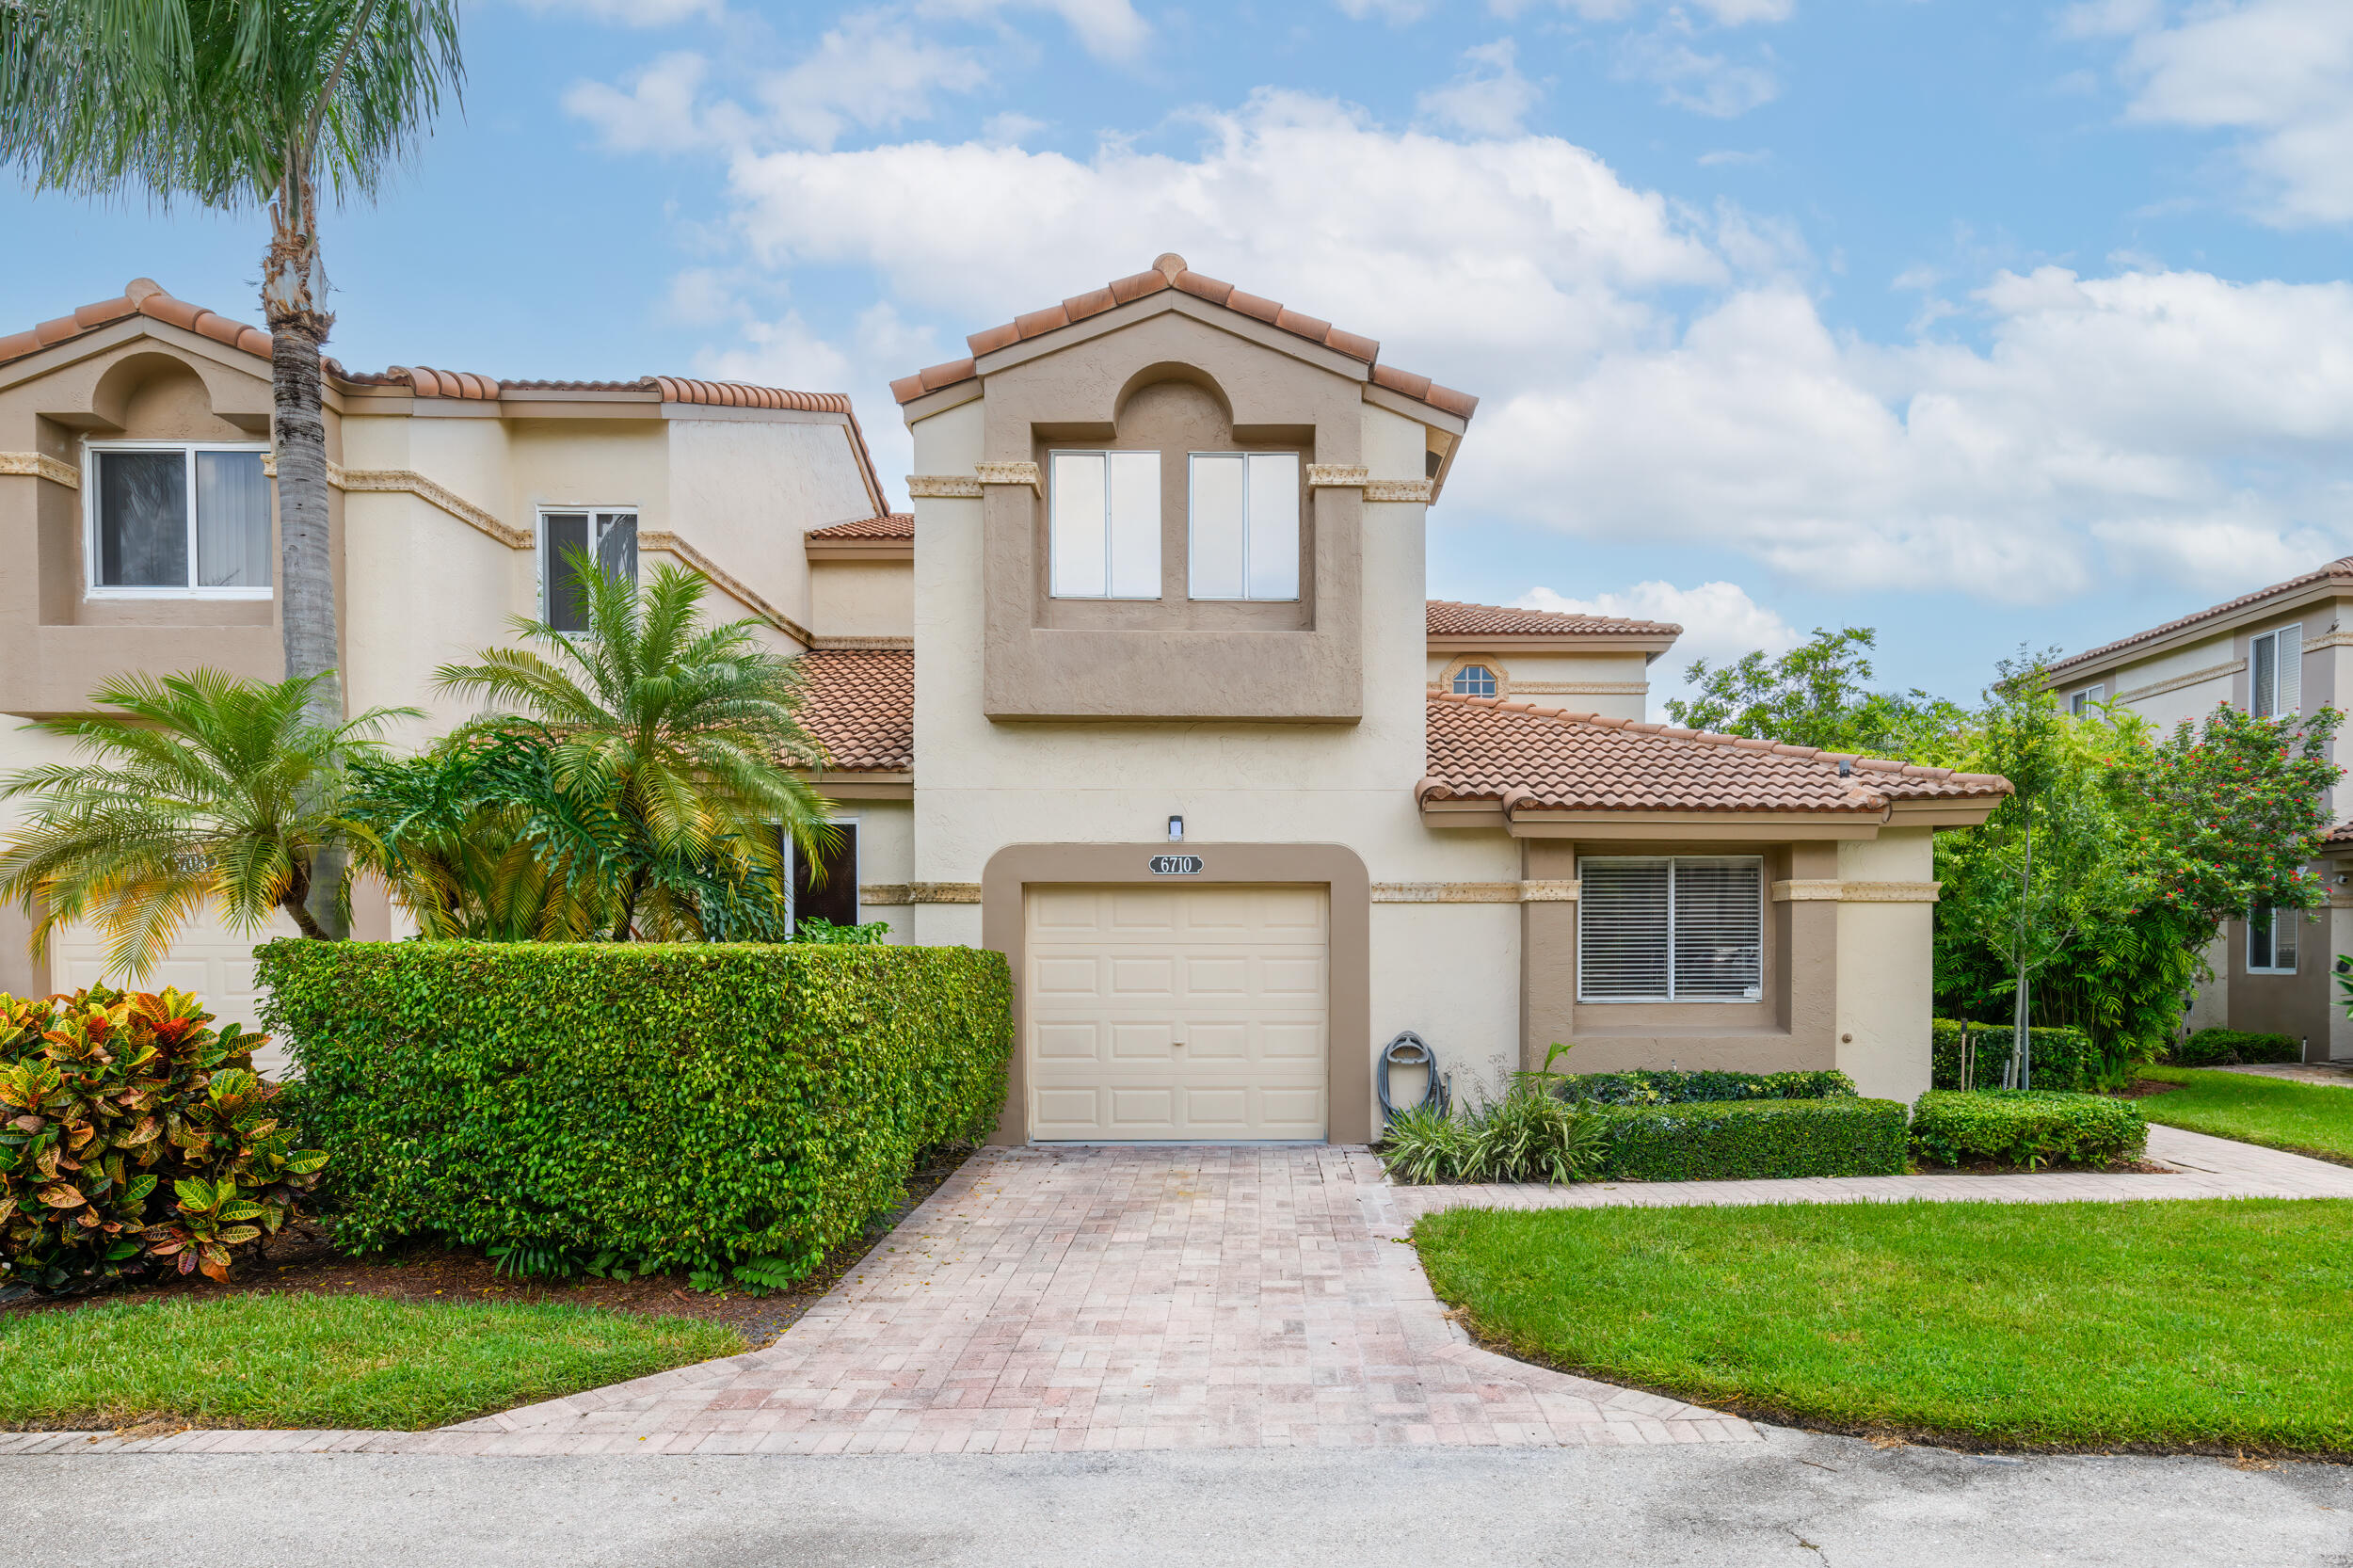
[1,987,325,1294]
[1930,1021,2099,1092]
[2173,1028,2301,1067]
[1909,1089,2147,1170]
[1557,1068,1856,1106]
[1593,1098,1909,1181]
[259,939,1011,1289]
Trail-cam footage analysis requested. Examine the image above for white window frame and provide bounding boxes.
[1577,854,1766,1004]
[1450,664,1500,698]
[786,814,861,935]
[1186,450,1300,602]
[2250,624,2302,719]
[2069,684,2105,717]
[82,439,274,600]
[1047,450,1161,600]
[2247,903,2299,975]
[536,504,639,629]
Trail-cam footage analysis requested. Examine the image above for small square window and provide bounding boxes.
[1449,664,1498,697]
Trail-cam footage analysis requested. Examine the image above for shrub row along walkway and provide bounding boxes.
[1386,1123,2353,1223]
[2,1146,1753,1457]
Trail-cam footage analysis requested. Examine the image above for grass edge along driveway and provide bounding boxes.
[1415,1197,2353,1458]
[2135,1065,2353,1167]
[0,1293,744,1432]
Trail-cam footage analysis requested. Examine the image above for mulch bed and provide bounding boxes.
[0,1145,972,1352]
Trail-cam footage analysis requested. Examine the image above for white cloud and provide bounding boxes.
[1516,580,1798,714]
[915,0,1148,61]
[628,87,2353,608]
[1417,40,1543,138]
[1337,0,1428,22]
[1697,147,1770,167]
[564,52,730,153]
[759,13,989,151]
[517,0,722,24]
[983,111,1048,146]
[1616,25,1779,118]
[1512,0,1791,22]
[2089,0,2353,226]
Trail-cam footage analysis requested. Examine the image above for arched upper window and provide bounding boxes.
[1449,664,1498,698]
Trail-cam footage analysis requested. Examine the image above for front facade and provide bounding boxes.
[0,261,2006,1143]
[2048,560,2353,1063]
[0,278,888,1030]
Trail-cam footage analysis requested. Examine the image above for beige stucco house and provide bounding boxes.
[2048,559,2353,1062]
[0,277,888,1036]
[0,259,2009,1143]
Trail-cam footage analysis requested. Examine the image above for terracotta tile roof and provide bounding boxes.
[808,513,914,540]
[0,279,851,413]
[1427,600,1680,638]
[1419,695,2011,816]
[2327,823,2353,848]
[890,253,1479,422]
[2051,556,2353,675]
[0,278,272,366]
[795,648,912,773]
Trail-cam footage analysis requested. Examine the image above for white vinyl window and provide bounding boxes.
[1188,451,1299,601]
[540,509,638,632]
[2069,684,2105,717]
[84,441,272,597]
[1450,664,1498,697]
[2251,625,2302,719]
[1578,856,1765,1002]
[1049,451,1160,600]
[2248,904,2299,974]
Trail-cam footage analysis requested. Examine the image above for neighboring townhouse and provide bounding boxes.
[2047,558,2353,1062]
[0,277,890,1028]
[801,252,2009,1144]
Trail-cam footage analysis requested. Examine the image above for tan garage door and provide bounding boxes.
[1026,883,1328,1141]
[49,910,298,1076]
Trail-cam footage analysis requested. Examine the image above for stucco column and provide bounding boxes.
[1826,828,1940,1104]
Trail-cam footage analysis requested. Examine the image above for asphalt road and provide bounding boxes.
[4,1427,2349,1566]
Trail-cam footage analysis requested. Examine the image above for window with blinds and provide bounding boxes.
[1578,856,1765,1002]
[2251,625,2301,719]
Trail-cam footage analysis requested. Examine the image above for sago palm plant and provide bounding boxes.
[432,553,837,941]
[0,669,415,978]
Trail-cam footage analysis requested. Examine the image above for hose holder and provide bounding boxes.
[1377,1031,1451,1124]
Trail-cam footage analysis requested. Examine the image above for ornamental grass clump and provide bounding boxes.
[0,987,325,1294]
[1377,1090,1606,1185]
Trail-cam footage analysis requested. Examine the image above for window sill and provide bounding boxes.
[86,587,274,601]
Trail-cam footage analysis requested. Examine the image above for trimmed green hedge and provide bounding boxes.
[1558,1069,1857,1106]
[1910,1089,2146,1170]
[1590,1098,1908,1182]
[1931,1019,2099,1092]
[259,940,1011,1286]
[2175,1028,2302,1067]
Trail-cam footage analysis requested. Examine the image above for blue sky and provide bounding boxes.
[7,0,2351,712]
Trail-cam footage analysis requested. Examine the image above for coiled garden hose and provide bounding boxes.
[1377,1031,1450,1124]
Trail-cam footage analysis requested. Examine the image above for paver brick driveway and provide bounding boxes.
[443,1144,1753,1455]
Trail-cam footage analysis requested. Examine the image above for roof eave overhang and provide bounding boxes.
[2046,581,2353,682]
[1501,810,1889,841]
[803,770,913,800]
[806,538,913,562]
[1886,798,2006,830]
[1426,632,1677,657]
[0,316,307,424]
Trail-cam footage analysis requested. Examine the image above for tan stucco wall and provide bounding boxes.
[1831,828,1937,1103]
[670,416,874,634]
[809,560,914,638]
[840,797,915,940]
[1427,648,1651,720]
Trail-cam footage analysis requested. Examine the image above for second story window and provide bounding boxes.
[2251,625,2302,718]
[88,442,271,596]
[1450,664,1499,698]
[541,509,637,632]
[1049,451,1160,600]
[1188,452,1299,600]
[2069,684,2105,717]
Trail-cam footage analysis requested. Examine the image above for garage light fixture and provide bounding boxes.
[1166,814,1185,842]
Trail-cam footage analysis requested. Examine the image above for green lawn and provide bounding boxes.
[2135,1065,2353,1166]
[0,1294,744,1432]
[1416,1198,2353,1455]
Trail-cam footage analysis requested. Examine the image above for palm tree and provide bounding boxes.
[0,670,418,979]
[0,0,464,723]
[434,553,839,941]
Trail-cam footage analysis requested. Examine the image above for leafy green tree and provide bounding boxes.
[1,0,465,723]
[1665,627,1969,761]
[429,553,837,941]
[0,669,415,976]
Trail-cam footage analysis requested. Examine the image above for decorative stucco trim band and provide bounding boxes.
[1364,478,1435,503]
[637,531,815,647]
[864,882,983,904]
[1773,879,1943,904]
[264,454,536,551]
[0,452,79,488]
[975,461,1042,491]
[1372,879,1580,904]
[2114,660,2243,704]
[1305,464,1369,488]
[907,473,984,498]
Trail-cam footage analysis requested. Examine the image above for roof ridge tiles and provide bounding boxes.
[894,252,1476,420]
[2052,554,2353,674]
